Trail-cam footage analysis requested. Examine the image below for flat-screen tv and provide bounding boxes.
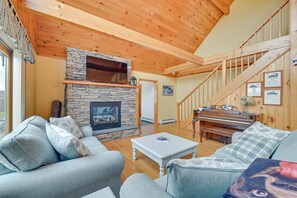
[86,56,128,84]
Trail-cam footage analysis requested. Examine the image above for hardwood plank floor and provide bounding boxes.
[103,123,224,182]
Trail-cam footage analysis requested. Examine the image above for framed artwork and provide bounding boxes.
[163,85,174,96]
[263,70,282,88]
[246,82,262,97]
[263,89,282,106]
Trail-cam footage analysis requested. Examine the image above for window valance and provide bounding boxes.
[0,0,35,64]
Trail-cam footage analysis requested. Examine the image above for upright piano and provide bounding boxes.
[192,109,263,143]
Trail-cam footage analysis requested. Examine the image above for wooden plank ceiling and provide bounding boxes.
[15,0,233,76]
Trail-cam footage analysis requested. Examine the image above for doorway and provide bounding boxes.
[139,79,158,126]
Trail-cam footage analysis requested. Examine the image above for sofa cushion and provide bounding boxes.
[0,163,13,176]
[46,124,90,159]
[0,117,59,171]
[50,115,83,138]
[22,115,48,132]
[223,133,279,164]
[243,121,290,141]
[271,130,297,162]
[166,158,248,198]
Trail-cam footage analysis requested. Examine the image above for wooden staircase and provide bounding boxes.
[177,0,290,128]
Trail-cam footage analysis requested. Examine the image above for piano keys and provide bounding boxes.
[192,109,263,144]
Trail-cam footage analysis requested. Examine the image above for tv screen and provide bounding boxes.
[86,56,128,84]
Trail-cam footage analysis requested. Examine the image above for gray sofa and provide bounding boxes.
[0,116,124,198]
[120,129,297,198]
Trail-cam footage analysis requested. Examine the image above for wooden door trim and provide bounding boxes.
[139,79,158,125]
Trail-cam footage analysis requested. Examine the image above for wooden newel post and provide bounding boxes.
[222,60,227,87]
[176,102,180,125]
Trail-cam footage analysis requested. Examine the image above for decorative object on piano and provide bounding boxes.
[263,89,282,106]
[221,104,235,111]
[197,107,204,111]
[241,96,253,113]
[162,85,174,96]
[246,82,262,97]
[202,105,212,111]
[264,70,282,88]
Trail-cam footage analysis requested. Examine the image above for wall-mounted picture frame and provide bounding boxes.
[163,85,174,96]
[263,70,282,88]
[263,89,282,106]
[246,82,262,97]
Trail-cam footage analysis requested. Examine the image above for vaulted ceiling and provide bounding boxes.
[13,0,233,76]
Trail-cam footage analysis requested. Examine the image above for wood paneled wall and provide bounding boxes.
[218,51,291,130]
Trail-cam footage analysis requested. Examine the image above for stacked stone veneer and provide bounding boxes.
[65,48,139,142]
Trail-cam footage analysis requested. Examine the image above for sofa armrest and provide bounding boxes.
[0,151,124,198]
[120,173,172,198]
[232,132,242,143]
[80,126,93,137]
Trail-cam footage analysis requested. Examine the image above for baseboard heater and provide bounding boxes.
[141,117,154,123]
[159,118,175,125]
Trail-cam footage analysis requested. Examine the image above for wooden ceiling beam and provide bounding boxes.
[18,0,203,65]
[163,62,198,74]
[210,0,230,15]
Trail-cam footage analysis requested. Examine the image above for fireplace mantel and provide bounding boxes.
[62,79,139,89]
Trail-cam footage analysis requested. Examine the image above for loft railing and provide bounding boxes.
[240,0,289,48]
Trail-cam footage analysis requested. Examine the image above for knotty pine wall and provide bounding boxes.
[218,51,291,130]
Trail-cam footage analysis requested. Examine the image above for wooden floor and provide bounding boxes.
[103,123,224,182]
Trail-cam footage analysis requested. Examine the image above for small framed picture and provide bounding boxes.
[263,70,282,88]
[263,89,282,106]
[247,82,262,97]
[163,85,174,96]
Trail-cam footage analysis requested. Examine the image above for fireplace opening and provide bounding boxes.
[90,101,121,131]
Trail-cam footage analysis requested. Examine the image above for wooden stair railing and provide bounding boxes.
[177,52,265,126]
[240,0,289,48]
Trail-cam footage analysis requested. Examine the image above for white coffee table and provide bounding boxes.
[131,132,198,177]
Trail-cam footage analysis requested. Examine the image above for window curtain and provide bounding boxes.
[0,0,35,64]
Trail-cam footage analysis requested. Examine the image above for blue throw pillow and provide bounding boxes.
[46,123,90,159]
[0,116,59,171]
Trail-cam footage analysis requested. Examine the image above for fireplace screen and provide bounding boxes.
[90,101,121,130]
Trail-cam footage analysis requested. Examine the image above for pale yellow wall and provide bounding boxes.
[132,71,177,122]
[196,0,287,57]
[176,72,209,102]
[25,55,66,119]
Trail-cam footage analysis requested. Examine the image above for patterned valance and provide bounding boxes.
[0,0,35,63]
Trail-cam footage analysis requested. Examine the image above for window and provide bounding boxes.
[0,41,11,137]
[0,52,7,137]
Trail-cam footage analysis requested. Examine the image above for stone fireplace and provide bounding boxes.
[64,48,139,142]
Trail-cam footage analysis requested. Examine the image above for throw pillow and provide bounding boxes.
[46,123,90,159]
[243,121,290,141]
[0,118,59,172]
[50,115,84,138]
[224,133,279,164]
[165,158,248,198]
